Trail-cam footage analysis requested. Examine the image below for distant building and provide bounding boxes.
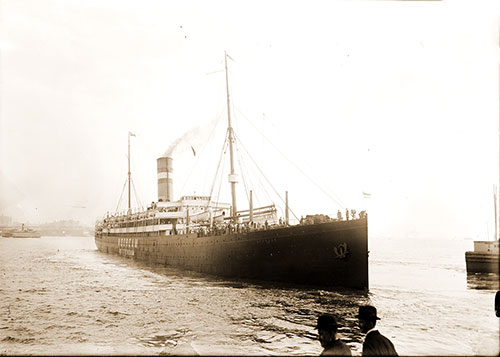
[36,220,92,236]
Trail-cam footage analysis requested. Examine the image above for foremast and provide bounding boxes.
[225,51,238,222]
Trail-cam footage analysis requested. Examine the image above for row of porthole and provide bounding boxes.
[121,237,278,248]
[160,256,208,260]
[155,255,261,262]
[156,238,275,246]
[118,238,138,248]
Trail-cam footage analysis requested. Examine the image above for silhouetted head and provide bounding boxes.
[356,305,380,333]
[316,314,338,348]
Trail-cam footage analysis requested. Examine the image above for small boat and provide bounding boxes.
[465,186,500,274]
[9,224,41,238]
[465,240,499,274]
[465,240,500,274]
[1,230,13,237]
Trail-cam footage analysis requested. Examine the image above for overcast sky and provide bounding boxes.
[1,0,499,240]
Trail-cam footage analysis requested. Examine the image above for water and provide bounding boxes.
[0,236,498,355]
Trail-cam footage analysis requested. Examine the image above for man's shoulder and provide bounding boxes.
[334,338,351,349]
[366,331,393,344]
[321,339,352,356]
[363,331,397,355]
[366,330,386,341]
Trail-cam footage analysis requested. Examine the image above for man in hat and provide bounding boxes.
[356,306,397,356]
[316,314,351,356]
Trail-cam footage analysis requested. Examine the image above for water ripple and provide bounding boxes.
[0,236,498,355]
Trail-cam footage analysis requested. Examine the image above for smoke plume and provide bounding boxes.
[163,117,219,157]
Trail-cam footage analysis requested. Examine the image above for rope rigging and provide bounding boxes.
[208,133,229,209]
[179,113,224,195]
[114,140,145,214]
[233,131,299,222]
[146,55,344,222]
[234,105,346,210]
[234,136,250,206]
[115,176,144,213]
[115,178,128,213]
[234,136,280,223]
[214,142,227,211]
[130,177,143,210]
[235,134,274,209]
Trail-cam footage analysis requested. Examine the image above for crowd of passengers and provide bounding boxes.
[99,207,367,233]
[195,210,367,237]
[196,218,281,237]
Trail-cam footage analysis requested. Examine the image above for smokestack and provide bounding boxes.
[157,157,173,202]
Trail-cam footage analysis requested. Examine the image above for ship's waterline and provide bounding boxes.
[96,218,368,289]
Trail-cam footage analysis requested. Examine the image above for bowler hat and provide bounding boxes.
[355,305,381,321]
[315,314,338,331]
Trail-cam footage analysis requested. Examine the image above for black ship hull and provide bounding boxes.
[95,218,368,289]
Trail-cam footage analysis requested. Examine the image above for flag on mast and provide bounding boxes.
[362,191,371,199]
[129,131,136,137]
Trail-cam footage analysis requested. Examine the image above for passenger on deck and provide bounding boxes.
[337,210,342,221]
[345,208,349,221]
[316,314,351,356]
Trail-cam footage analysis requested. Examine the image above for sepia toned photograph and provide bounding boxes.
[0,0,499,355]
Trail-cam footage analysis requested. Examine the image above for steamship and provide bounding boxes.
[95,53,369,289]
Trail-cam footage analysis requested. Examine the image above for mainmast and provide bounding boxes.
[128,131,135,213]
[225,51,238,222]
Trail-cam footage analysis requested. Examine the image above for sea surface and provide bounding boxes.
[0,235,498,355]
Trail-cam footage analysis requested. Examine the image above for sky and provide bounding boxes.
[0,0,499,240]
